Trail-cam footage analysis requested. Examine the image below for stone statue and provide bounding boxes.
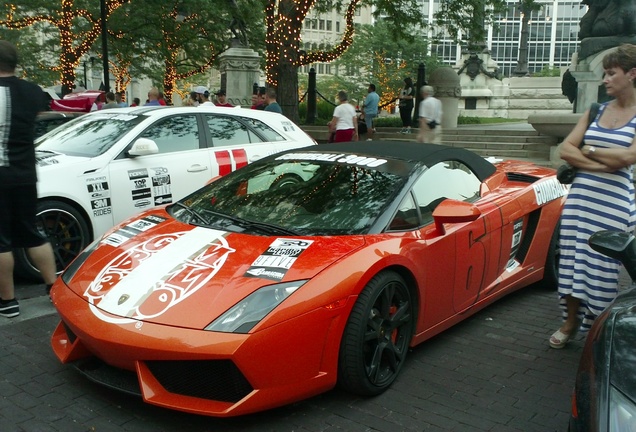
[579,0,636,39]
[227,0,249,47]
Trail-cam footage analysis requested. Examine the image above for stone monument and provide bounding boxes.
[428,67,461,129]
[217,40,261,107]
[567,0,636,112]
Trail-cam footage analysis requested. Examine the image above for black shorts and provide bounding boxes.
[0,184,47,252]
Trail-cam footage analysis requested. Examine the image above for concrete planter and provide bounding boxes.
[527,113,582,139]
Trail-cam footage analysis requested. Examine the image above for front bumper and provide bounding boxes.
[51,283,354,417]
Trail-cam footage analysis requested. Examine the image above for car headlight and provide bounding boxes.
[610,386,636,431]
[205,280,306,333]
[61,239,100,285]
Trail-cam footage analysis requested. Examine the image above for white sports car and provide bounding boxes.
[21,105,316,279]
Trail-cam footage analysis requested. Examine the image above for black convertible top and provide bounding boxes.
[295,141,497,182]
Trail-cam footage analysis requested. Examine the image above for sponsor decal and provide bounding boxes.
[280,120,296,132]
[134,199,152,208]
[87,228,233,324]
[86,176,112,216]
[132,188,151,200]
[244,238,313,281]
[151,169,172,204]
[154,194,172,205]
[506,218,523,269]
[128,168,148,180]
[36,155,59,166]
[276,152,387,167]
[533,178,567,206]
[102,215,167,247]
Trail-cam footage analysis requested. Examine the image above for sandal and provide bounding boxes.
[549,327,578,349]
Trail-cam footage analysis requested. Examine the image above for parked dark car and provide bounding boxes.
[569,230,636,431]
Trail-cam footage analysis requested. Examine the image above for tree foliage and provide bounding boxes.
[266,0,424,122]
[0,0,265,100]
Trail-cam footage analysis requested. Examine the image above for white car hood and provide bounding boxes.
[36,150,94,169]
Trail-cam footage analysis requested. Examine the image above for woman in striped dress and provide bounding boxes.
[550,43,636,349]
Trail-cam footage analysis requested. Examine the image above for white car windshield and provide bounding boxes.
[35,113,145,157]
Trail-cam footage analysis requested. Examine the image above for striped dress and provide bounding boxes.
[558,103,636,332]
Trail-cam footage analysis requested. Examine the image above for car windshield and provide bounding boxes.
[171,154,409,235]
[35,113,145,157]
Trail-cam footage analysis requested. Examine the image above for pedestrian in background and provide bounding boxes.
[264,88,282,113]
[195,86,213,106]
[0,41,57,318]
[328,90,358,142]
[549,43,636,349]
[101,91,118,109]
[252,87,267,110]
[130,97,140,107]
[214,90,233,107]
[158,91,167,106]
[362,83,379,141]
[398,77,415,134]
[145,88,161,106]
[115,92,127,107]
[184,91,199,107]
[417,85,442,144]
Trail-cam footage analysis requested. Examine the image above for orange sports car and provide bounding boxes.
[50,141,565,417]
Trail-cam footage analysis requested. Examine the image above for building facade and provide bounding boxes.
[428,0,587,77]
[300,1,587,78]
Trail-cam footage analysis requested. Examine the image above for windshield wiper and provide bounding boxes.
[238,219,301,236]
[171,202,208,224]
[202,209,300,236]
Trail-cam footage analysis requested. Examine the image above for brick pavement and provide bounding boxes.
[5,273,630,432]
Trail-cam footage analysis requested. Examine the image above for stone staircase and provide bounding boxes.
[301,125,557,167]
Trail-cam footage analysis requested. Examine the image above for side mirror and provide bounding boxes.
[128,138,158,157]
[432,199,481,235]
[589,230,636,281]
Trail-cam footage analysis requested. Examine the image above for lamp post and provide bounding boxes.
[100,0,110,92]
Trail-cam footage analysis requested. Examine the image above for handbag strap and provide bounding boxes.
[579,102,601,148]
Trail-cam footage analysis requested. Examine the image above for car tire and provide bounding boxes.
[15,200,91,281]
[338,270,414,396]
[541,222,560,289]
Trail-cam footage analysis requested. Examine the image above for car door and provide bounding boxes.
[108,113,214,225]
[203,114,291,177]
[410,161,504,315]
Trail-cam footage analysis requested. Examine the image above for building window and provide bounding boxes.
[319,19,325,30]
[336,21,340,32]
[327,20,332,31]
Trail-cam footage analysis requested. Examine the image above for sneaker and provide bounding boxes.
[0,299,19,318]
[366,138,372,141]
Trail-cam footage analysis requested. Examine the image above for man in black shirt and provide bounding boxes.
[0,41,56,318]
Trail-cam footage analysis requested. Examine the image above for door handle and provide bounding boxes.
[249,155,263,162]
[187,164,209,173]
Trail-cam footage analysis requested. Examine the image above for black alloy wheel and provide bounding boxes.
[15,200,90,280]
[338,270,414,396]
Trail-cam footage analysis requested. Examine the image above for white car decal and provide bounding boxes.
[533,178,567,206]
[86,227,234,324]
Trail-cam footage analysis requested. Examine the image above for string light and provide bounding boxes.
[265,0,361,87]
[0,0,127,92]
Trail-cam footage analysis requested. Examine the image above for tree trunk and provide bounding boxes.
[278,62,300,123]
